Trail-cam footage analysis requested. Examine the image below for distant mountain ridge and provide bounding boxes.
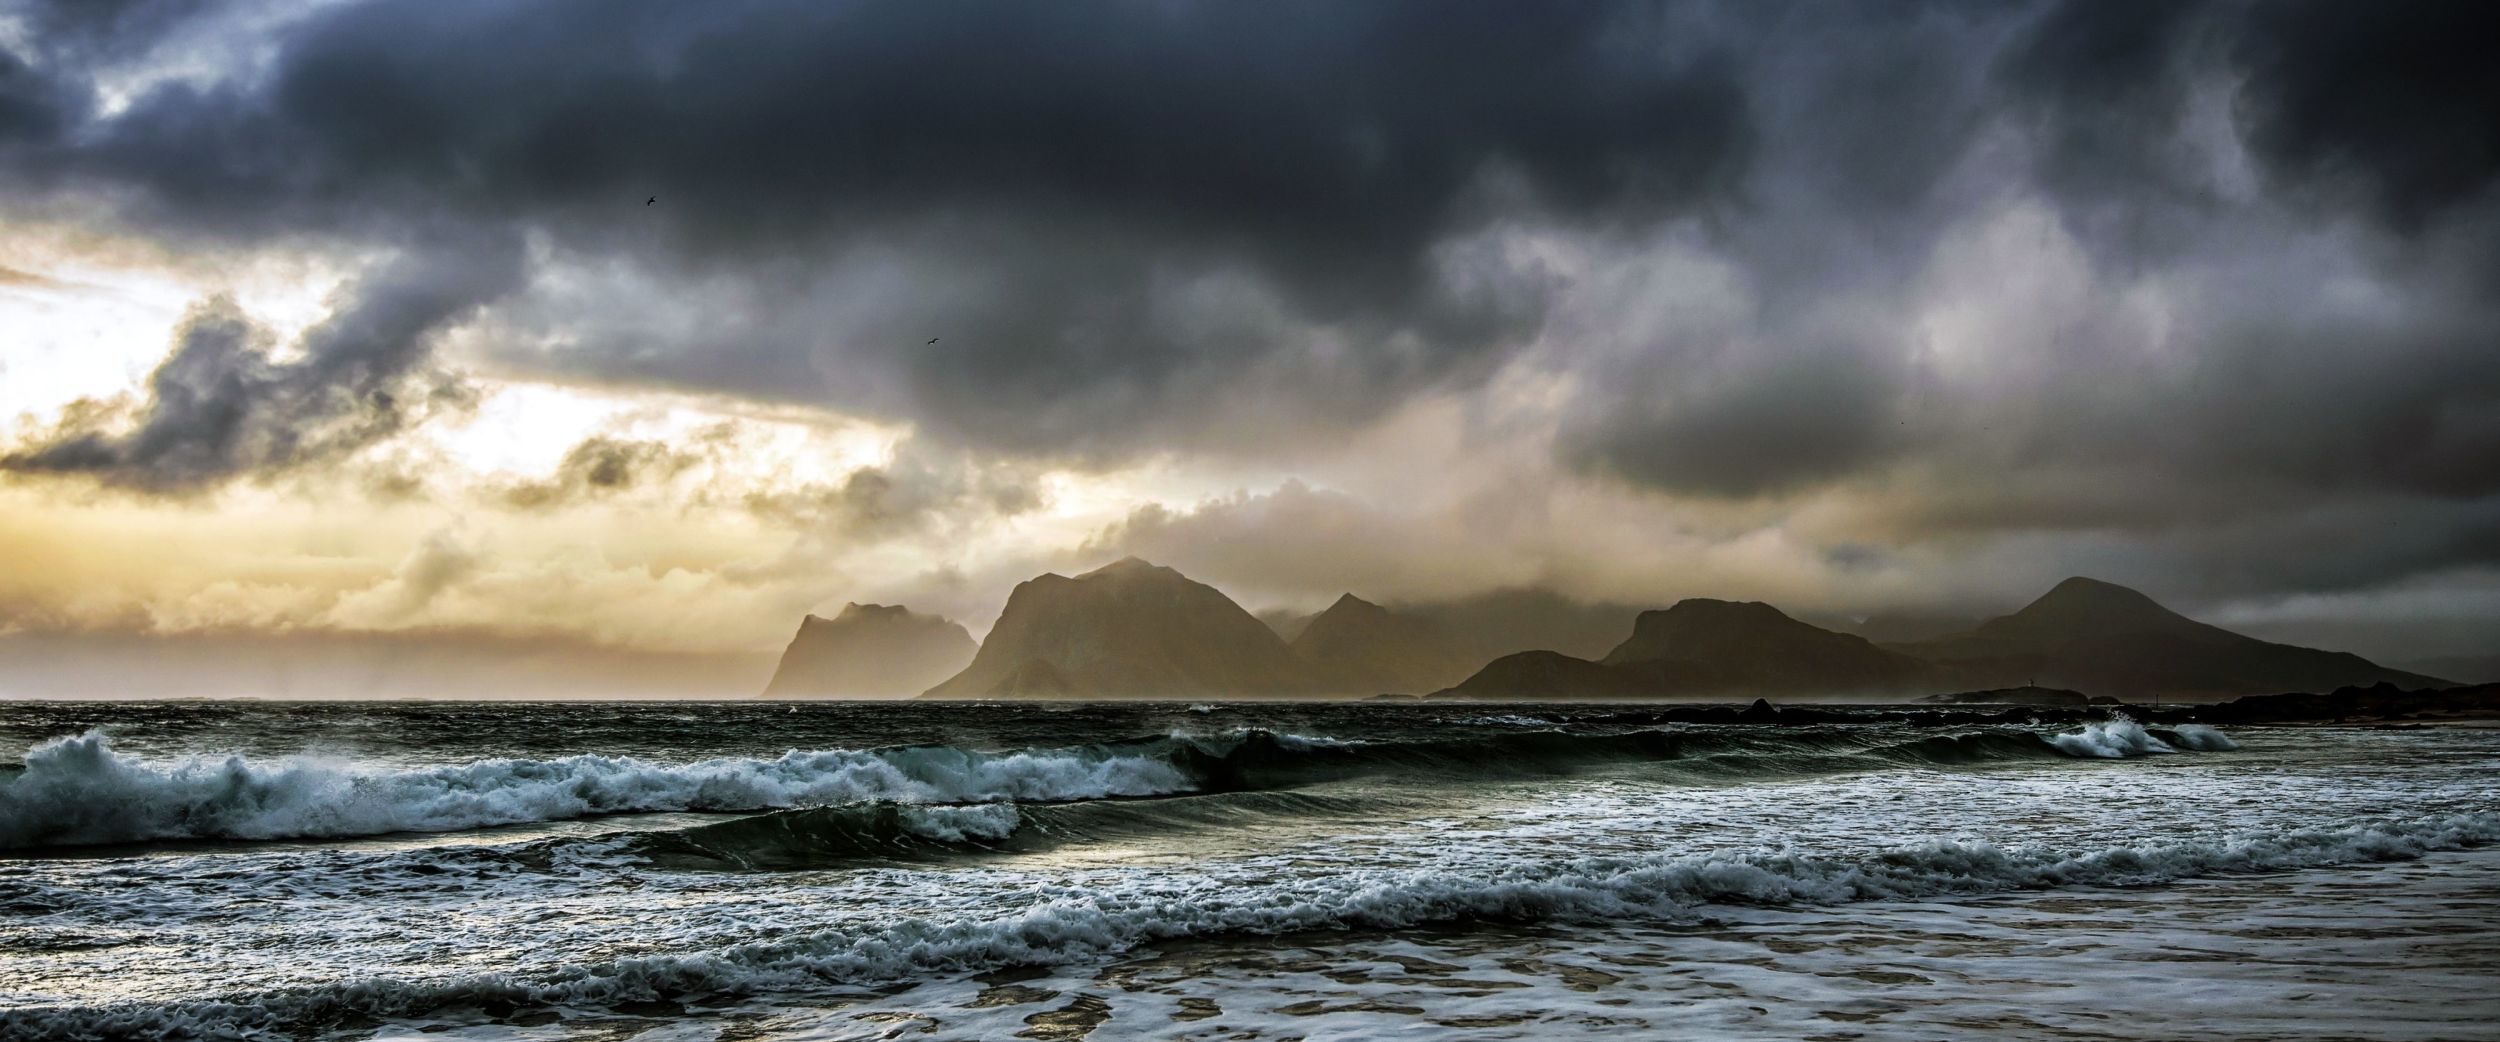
[762,602,975,697]
[771,563,2452,702]
[1290,593,1481,695]
[1263,589,1641,665]
[923,557,1328,698]
[1445,598,1951,700]
[1885,576,2449,699]
[1603,599,1936,691]
[1392,588,1640,661]
[1439,577,2446,701]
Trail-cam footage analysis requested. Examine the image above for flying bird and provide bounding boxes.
[645,196,656,206]
[926,337,940,345]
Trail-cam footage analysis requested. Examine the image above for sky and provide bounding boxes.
[1,0,2495,695]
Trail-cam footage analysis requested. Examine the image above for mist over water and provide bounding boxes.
[1,701,2494,1041]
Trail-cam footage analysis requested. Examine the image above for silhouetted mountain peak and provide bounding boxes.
[1323,592,1385,615]
[1291,592,1479,695]
[925,558,1322,698]
[831,602,910,622]
[765,602,976,697]
[1892,576,2453,698]
[1446,594,1935,699]
[1603,599,1823,664]
[1079,555,1173,580]
[1610,597,1900,669]
[1656,597,1790,623]
[2042,576,2167,609]
[1989,576,2195,638]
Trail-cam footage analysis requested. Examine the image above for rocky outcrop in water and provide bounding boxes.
[1917,685,2096,708]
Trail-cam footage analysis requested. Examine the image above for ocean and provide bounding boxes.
[1,700,2494,1041]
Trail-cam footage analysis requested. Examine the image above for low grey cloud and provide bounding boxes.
[478,422,1044,554]
[330,527,479,624]
[743,446,1046,541]
[2227,0,2500,235]
[1568,348,1909,499]
[1080,481,1488,607]
[496,433,711,510]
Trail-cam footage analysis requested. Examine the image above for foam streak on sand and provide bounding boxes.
[17,811,2495,1040]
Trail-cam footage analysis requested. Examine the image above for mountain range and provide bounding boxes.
[1443,576,2448,700]
[769,559,2451,701]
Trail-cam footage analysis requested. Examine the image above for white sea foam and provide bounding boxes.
[20,811,2493,1040]
[1267,731,1362,750]
[898,804,1021,843]
[0,717,2241,851]
[2048,715,2177,758]
[2164,723,2241,751]
[0,731,1192,849]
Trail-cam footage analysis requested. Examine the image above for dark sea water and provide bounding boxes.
[0,700,2494,1041]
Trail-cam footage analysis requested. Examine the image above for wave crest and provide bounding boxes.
[0,731,1186,850]
[2047,715,2173,758]
[1,717,2239,850]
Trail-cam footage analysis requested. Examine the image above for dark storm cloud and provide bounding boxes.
[1568,349,1908,498]
[1992,0,2215,222]
[187,0,1745,270]
[0,45,77,144]
[1996,0,2500,239]
[2111,321,2500,501]
[4,238,523,490]
[2229,0,2500,235]
[1553,1,2500,515]
[1,0,1751,459]
[1986,81,2500,528]
[0,0,2495,615]
[13,0,214,60]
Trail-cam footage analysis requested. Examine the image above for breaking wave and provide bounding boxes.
[2048,715,2242,757]
[0,732,1190,850]
[2165,723,2241,751]
[1,717,2235,850]
[15,810,2489,1041]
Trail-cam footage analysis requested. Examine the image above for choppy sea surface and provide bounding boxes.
[0,700,2494,1041]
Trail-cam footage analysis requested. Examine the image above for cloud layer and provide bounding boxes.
[1,0,2496,669]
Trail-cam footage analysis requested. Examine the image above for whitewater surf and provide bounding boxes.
[1,700,2493,1041]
